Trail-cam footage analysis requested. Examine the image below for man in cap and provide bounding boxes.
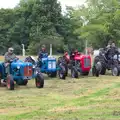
[106,40,112,49]
[38,45,48,61]
[4,47,16,74]
[106,41,118,59]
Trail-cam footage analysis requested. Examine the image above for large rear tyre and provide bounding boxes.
[35,73,44,88]
[71,67,78,78]
[6,75,14,90]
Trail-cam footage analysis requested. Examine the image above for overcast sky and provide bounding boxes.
[0,0,85,9]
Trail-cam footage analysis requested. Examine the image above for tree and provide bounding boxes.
[0,9,15,54]
[66,0,120,49]
[27,0,64,54]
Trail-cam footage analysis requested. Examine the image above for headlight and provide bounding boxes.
[33,65,35,68]
[17,66,20,69]
[118,58,120,62]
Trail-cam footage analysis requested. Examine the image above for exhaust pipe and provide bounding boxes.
[49,44,52,57]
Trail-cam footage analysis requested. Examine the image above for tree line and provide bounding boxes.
[0,0,120,55]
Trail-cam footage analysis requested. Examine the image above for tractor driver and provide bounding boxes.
[106,41,119,63]
[4,47,16,74]
[70,48,79,60]
[38,45,48,61]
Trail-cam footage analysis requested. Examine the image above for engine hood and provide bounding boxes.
[42,57,56,61]
[75,54,91,60]
[11,60,33,67]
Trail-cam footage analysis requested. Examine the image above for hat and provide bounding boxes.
[42,45,46,48]
[8,47,14,51]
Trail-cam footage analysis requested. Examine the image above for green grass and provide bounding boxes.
[0,55,120,120]
[0,75,120,120]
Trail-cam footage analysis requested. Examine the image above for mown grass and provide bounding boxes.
[0,56,120,120]
[0,75,120,120]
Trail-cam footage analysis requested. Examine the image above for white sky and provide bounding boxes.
[0,0,85,9]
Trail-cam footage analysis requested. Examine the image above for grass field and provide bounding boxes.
[0,56,120,120]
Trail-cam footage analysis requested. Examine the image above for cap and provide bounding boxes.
[8,47,14,51]
[42,45,46,48]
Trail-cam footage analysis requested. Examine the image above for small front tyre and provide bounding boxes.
[35,73,44,88]
[6,75,14,90]
[23,80,28,86]
[58,65,66,80]
[92,66,99,77]
[65,65,68,76]
[71,67,78,78]
[112,66,119,76]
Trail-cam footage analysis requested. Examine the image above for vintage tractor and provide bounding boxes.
[92,48,120,76]
[58,51,92,78]
[25,45,66,79]
[0,58,44,90]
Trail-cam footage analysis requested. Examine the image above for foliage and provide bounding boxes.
[69,0,120,48]
[1,0,120,55]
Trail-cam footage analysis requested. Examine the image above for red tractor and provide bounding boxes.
[58,51,92,78]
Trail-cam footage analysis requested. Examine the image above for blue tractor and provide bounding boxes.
[39,54,66,79]
[25,56,66,79]
[25,45,66,79]
[0,58,44,90]
[38,53,57,77]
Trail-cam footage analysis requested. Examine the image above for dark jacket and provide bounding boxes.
[4,52,16,63]
[38,50,48,60]
[106,47,118,59]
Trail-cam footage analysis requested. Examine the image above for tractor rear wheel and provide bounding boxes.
[6,75,14,90]
[71,67,78,78]
[35,73,44,88]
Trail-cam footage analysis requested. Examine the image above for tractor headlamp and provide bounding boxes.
[33,65,35,68]
[17,66,20,69]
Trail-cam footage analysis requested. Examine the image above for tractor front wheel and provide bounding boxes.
[92,66,99,77]
[58,65,66,80]
[35,73,44,88]
[65,65,68,76]
[112,66,119,76]
[23,80,28,85]
[6,75,14,90]
[71,67,78,78]
[100,66,106,75]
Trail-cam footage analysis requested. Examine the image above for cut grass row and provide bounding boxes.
[0,75,120,120]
